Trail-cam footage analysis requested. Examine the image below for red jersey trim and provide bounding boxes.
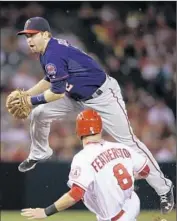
[137,159,148,173]
[69,184,85,202]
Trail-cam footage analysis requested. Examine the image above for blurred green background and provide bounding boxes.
[2,210,176,221]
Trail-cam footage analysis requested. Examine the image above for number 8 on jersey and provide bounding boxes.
[113,163,133,190]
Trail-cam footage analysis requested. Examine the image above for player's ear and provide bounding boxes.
[43,31,48,39]
[43,31,51,39]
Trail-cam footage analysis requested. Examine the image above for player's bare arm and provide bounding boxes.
[21,193,75,219]
[21,184,84,219]
[26,79,51,96]
[28,89,65,106]
[43,89,65,102]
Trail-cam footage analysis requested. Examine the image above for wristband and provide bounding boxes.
[44,204,58,216]
[31,94,47,105]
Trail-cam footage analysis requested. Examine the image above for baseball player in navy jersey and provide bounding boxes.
[13,17,173,213]
[21,109,150,221]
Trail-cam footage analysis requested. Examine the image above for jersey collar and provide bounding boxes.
[41,37,53,56]
[84,139,105,147]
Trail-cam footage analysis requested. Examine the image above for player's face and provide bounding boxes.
[25,32,45,53]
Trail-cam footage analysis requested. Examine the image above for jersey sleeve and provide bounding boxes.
[129,148,148,173]
[67,155,94,191]
[45,51,69,93]
[45,52,69,82]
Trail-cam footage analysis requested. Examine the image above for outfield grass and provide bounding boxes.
[1,210,176,221]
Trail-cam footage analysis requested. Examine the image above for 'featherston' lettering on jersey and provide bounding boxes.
[91,148,131,172]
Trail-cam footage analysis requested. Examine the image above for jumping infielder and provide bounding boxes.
[8,17,173,213]
[21,109,151,221]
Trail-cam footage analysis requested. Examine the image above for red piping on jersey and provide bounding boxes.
[137,159,148,173]
[51,74,69,81]
[69,180,87,191]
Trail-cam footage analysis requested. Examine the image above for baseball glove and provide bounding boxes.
[6,89,32,119]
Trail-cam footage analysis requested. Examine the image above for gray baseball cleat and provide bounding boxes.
[18,159,38,172]
[18,150,53,172]
[160,185,174,214]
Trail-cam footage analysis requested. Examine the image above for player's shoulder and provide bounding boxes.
[50,37,70,49]
[72,149,86,163]
[72,147,96,165]
[104,140,130,150]
[45,38,68,56]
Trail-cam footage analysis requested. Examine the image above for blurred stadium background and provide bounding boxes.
[1,1,176,221]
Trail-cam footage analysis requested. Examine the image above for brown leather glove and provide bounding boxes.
[6,89,32,119]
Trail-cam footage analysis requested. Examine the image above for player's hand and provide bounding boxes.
[21,208,47,219]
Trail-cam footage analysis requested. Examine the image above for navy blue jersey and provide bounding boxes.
[40,38,106,100]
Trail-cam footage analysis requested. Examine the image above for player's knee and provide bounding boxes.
[31,105,47,121]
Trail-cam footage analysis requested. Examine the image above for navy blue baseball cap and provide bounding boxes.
[17,17,51,35]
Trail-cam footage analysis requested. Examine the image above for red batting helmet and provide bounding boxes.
[76,109,102,137]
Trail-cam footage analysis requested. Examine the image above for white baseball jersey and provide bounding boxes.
[68,140,148,220]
